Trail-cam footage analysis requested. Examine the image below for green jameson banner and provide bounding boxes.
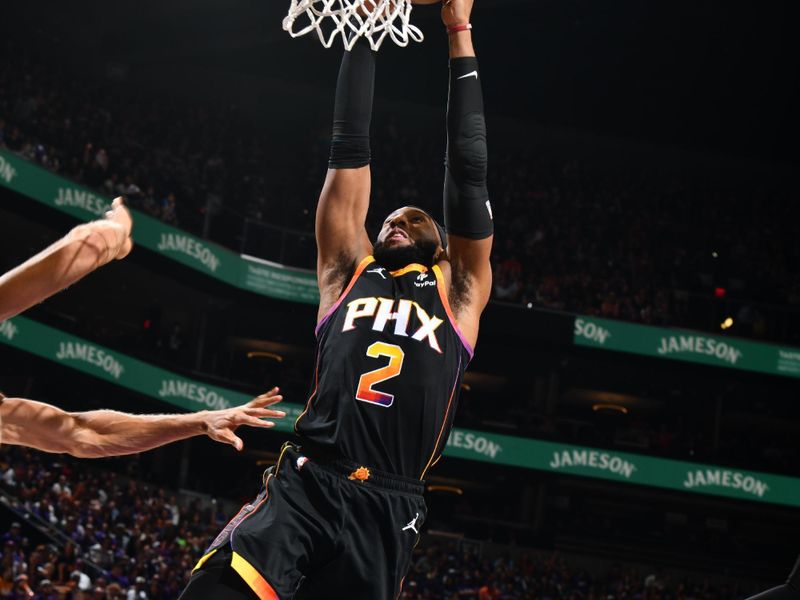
[7,149,800,380]
[574,316,800,380]
[0,315,308,432]
[3,317,800,508]
[0,151,319,304]
[445,430,800,508]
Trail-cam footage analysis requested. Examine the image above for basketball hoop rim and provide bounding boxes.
[283,0,425,52]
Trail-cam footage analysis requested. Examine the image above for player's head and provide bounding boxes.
[373,206,447,270]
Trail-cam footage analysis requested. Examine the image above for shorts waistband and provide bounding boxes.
[291,446,425,496]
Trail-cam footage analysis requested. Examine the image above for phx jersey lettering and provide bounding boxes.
[296,255,473,480]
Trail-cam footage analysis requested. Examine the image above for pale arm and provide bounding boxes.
[0,197,133,322]
[0,388,284,457]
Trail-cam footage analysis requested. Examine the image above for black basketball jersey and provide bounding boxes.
[295,256,473,480]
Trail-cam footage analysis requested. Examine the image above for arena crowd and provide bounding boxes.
[1,33,798,344]
[1,447,757,600]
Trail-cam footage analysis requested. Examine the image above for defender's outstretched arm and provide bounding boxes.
[0,197,134,322]
[316,40,376,319]
[0,388,285,456]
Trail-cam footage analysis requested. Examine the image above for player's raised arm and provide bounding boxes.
[0,197,134,322]
[440,0,494,345]
[744,555,800,600]
[0,389,285,456]
[316,39,376,319]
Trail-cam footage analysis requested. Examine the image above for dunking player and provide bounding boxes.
[0,197,286,453]
[179,0,491,598]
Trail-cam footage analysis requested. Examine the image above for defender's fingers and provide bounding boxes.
[214,429,244,451]
[249,390,282,407]
[248,396,283,410]
[106,198,124,218]
[241,416,275,428]
[245,408,287,418]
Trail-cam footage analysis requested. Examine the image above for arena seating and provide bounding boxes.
[1,448,764,599]
[2,31,797,345]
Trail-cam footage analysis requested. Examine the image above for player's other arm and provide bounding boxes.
[744,555,800,600]
[0,198,134,322]
[316,40,376,319]
[441,0,494,346]
[0,389,285,457]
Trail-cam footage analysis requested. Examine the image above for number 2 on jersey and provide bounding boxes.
[356,342,405,408]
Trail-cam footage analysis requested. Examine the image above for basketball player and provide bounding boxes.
[0,197,286,453]
[179,0,492,598]
[746,557,800,600]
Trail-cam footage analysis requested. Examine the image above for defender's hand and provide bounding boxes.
[104,197,134,260]
[204,388,286,451]
[442,0,474,28]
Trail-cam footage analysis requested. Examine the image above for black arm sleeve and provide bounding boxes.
[328,39,376,169]
[443,56,494,239]
[745,555,800,600]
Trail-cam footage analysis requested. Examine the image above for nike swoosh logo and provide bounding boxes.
[457,70,478,80]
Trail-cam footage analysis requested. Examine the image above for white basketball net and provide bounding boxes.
[283,0,424,51]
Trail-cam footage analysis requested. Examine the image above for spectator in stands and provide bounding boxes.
[0,445,768,599]
[2,30,797,345]
[32,578,57,600]
[9,574,34,599]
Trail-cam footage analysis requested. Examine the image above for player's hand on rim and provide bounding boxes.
[441,0,474,28]
[203,387,286,451]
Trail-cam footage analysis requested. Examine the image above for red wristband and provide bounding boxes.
[447,23,472,34]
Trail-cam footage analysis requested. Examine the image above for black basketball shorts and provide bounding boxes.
[189,443,427,599]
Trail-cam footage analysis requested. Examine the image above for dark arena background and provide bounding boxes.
[1,0,799,598]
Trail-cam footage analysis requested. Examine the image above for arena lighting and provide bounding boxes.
[592,403,629,415]
[427,485,464,495]
[460,383,472,392]
[712,251,719,258]
[247,351,284,363]
[720,317,734,330]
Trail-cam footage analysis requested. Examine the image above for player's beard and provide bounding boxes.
[373,239,438,271]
